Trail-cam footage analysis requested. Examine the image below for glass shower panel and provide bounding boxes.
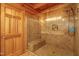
[27,14,42,52]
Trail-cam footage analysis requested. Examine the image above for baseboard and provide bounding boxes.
[0,50,26,56]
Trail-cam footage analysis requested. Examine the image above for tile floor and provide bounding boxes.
[21,51,36,56]
[21,44,73,56]
[34,44,73,56]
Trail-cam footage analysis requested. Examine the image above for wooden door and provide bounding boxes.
[1,4,25,56]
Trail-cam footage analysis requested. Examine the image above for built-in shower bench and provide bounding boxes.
[28,40,46,52]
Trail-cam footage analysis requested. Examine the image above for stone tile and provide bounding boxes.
[20,51,36,56]
[34,44,73,56]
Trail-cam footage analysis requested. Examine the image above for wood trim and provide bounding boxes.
[24,13,28,51]
[38,4,69,15]
[5,3,38,15]
[5,13,21,20]
[23,4,39,15]
[1,3,5,56]
[5,3,25,13]
[1,34,21,39]
[0,3,1,56]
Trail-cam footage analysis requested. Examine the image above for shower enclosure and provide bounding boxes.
[27,4,79,56]
[27,14,46,52]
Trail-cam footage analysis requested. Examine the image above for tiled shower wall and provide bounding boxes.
[75,4,79,55]
[39,4,75,55]
[27,4,79,55]
[27,14,41,42]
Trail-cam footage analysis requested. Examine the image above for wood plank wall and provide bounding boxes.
[0,3,27,56]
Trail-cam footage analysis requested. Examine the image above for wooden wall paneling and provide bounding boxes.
[12,8,24,55]
[24,13,28,51]
[1,4,6,56]
[20,12,25,53]
[23,13,27,52]
[1,3,26,56]
[4,6,14,56]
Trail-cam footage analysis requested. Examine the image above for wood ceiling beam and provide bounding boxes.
[22,3,63,15]
[33,3,47,9]
[22,4,39,15]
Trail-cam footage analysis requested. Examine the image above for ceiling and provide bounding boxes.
[23,3,62,13]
